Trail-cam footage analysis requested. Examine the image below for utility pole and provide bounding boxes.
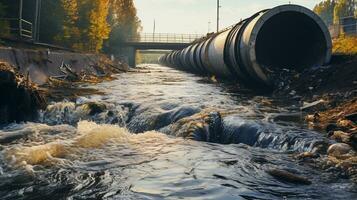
[34,0,42,42]
[19,0,23,38]
[216,0,220,32]
[208,21,211,33]
[153,19,156,42]
[37,0,42,41]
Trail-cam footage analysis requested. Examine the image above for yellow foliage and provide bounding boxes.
[333,35,357,55]
[60,0,81,49]
[88,0,111,52]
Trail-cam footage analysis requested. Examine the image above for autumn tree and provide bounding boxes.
[314,0,356,25]
[334,0,356,23]
[104,0,142,54]
[0,3,10,37]
[87,0,111,52]
[314,0,336,26]
[1,0,141,53]
[60,0,82,49]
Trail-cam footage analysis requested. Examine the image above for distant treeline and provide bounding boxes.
[0,0,141,53]
[314,0,357,26]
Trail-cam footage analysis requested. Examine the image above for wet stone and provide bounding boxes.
[345,113,357,123]
[326,123,339,133]
[266,168,312,185]
[296,152,318,160]
[330,131,351,144]
[165,110,224,143]
[311,141,329,155]
[128,105,201,133]
[81,102,107,116]
[328,143,353,157]
[220,159,238,166]
[221,115,260,145]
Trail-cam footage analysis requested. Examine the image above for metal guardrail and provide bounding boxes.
[127,33,204,43]
[0,18,33,39]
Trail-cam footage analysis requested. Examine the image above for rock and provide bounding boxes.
[350,131,357,149]
[166,110,223,143]
[221,115,260,145]
[311,140,329,155]
[128,105,200,133]
[327,143,353,157]
[81,102,107,116]
[345,113,357,123]
[266,168,311,185]
[186,111,223,142]
[0,131,32,144]
[337,119,354,128]
[220,159,238,166]
[296,152,318,160]
[251,157,270,164]
[326,123,338,133]
[330,131,351,144]
[289,90,296,96]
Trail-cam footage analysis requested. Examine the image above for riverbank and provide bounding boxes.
[0,46,129,124]
[0,46,129,85]
[1,62,357,199]
[274,54,357,182]
[0,61,46,124]
[1,42,357,187]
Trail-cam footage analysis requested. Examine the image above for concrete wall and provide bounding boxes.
[0,47,127,85]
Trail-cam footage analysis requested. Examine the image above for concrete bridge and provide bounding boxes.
[119,33,204,66]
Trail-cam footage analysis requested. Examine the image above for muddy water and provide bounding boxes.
[0,65,356,199]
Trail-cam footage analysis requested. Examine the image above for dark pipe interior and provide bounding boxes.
[255,11,328,71]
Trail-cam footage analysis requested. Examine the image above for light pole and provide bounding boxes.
[34,0,42,42]
[208,21,211,33]
[19,0,23,38]
[216,0,220,32]
[153,19,156,42]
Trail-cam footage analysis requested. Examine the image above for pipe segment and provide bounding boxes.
[159,4,332,87]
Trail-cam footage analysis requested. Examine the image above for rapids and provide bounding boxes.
[0,64,356,199]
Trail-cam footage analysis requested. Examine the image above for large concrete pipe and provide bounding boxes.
[159,4,332,87]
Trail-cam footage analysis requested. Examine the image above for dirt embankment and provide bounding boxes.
[281,55,357,132]
[274,54,357,181]
[0,46,129,124]
[0,62,46,124]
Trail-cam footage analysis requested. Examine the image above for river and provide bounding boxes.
[0,64,356,199]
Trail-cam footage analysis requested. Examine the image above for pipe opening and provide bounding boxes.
[255,11,328,71]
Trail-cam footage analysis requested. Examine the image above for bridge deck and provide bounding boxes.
[121,33,204,50]
[119,42,190,50]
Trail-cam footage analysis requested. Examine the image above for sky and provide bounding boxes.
[134,0,322,34]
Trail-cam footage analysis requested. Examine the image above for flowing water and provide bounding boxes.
[0,64,356,199]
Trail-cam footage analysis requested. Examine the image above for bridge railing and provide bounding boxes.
[0,18,33,40]
[126,33,204,43]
